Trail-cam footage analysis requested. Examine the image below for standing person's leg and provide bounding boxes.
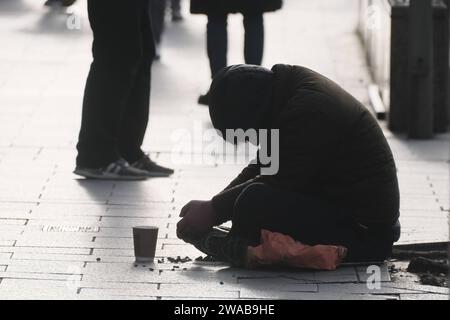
[170,0,183,21]
[243,14,264,65]
[76,0,148,176]
[150,0,167,47]
[119,0,174,177]
[198,14,228,105]
[207,14,228,78]
[118,0,155,165]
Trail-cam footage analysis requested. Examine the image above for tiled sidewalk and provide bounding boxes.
[0,0,448,299]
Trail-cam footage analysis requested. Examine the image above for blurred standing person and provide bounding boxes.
[190,0,283,105]
[170,0,183,22]
[150,0,166,60]
[75,0,174,180]
[150,0,184,60]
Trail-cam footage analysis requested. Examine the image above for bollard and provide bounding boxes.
[408,0,434,139]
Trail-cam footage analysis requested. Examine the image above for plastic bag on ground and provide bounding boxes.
[247,229,348,271]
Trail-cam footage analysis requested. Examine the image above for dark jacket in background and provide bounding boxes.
[211,64,400,227]
[190,0,282,15]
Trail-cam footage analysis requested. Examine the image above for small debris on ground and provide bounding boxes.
[195,256,218,262]
[389,257,448,288]
[167,256,192,264]
[407,257,448,275]
[406,257,448,287]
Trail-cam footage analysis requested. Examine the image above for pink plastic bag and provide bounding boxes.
[247,230,348,271]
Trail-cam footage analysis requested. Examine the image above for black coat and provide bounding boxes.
[211,64,400,226]
[190,0,283,15]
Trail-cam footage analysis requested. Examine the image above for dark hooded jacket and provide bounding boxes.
[211,64,400,226]
[190,0,283,15]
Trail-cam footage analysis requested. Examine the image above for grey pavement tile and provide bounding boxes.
[99,217,173,228]
[78,280,158,291]
[82,262,161,283]
[158,270,236,284]
[0,218,27,226]
[0,240,15,247]
[0,229,23,240]
[157,284,240,299]
[0,271,82,282]
[0,252,12,260]
[8,247,91,255]
[78,288,159,298]
[160,244,205,258]
[383,282,450,295]
[239,289,399,300]
[26,216,102,226]
[15,234,96,249]
[92,248,134,257]
[6,259,85,275]
[105,205,174,218]
[400,294,449,301]
[236,278,318,292]
[91,237,133,249]
[318,281,449,296]
[11,253,131,263]
[77,290,157,300]
[0,279,79,300]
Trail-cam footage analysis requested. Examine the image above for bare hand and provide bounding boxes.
[176,200,217,242]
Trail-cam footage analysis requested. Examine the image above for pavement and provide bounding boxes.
[0,0,448,300]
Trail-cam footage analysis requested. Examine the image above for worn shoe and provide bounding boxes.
[74,158,148,181]
[131,155,174,177]
[198,92,210,106]
[191,228,248,267]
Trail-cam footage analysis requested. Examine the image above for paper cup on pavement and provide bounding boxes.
[133,226,159,263]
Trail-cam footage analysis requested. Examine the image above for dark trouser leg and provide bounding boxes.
[150,0,166,45]
[231,183,397,262]
[119,2,155,164]
[170,0,181,14]
[77,0,154,168]
[243,14,264,65]
[207,14,228,78]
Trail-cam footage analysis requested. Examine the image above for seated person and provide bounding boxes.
[177,64,401,267]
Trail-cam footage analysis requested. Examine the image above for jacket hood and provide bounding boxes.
[208,64,275,137]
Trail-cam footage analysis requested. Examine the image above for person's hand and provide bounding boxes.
[176,200,217,243]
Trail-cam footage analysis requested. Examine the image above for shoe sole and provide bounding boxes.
[143,171,174,178]
[73,169,148,181]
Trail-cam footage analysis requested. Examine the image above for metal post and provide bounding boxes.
[408,0,434,139]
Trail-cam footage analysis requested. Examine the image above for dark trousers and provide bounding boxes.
[231,183,401,262]
[150,0,166,45]
[207,14,264,78]
[150,0,182,45]
[76,0,155,168]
